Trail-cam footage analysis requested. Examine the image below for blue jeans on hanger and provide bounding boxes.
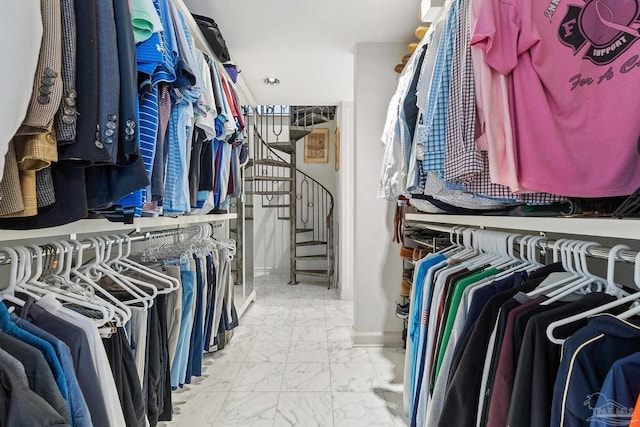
[170,261,195,389]
[185,255,205,382]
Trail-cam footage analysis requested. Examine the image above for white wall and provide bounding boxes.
[338,101,354,300]
[352,43,405,346]
[295,120,338,198]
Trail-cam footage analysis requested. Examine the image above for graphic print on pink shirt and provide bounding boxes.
[559,0,640,65]
[471,0,640,197]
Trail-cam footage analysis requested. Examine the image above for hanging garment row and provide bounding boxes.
[378,0,640,213]
[0,0,246,229]
[405,227,640,427]
[0,224,237,427]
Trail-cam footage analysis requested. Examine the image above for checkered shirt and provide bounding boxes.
[421,0,460,175]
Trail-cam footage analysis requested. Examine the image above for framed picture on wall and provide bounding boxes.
[334,126,340,171]
[304,128,330,163]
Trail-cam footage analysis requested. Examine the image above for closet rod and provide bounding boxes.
[0,223,220,265]
[408,222,640,264]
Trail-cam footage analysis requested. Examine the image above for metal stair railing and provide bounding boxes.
[248,109,335,287]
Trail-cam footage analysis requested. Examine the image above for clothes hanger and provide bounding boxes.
[615,250,640,320]
[108,235,179,294]
[541,241,608,304]
[85,237,153,309]
[528,239,584,296]
[545,244,634,344]
[435,227,462,256]
[101,235,161,299]
[12,246,45,301]
[66,239,132,325]
[0,247,28,307]
[20,244,113,326]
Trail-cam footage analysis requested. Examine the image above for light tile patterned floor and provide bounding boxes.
[158,274,408,427]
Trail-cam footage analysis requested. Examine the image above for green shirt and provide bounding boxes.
[431,267,500,383]
[130,0,164,44]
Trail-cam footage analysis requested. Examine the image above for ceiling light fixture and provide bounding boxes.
[264,77,280,86]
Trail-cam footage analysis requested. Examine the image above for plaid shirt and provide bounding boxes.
[443,0,482,183]
[420,0,460,175]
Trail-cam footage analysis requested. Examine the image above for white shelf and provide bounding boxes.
[0,213,237,242]
[405,213,640,241]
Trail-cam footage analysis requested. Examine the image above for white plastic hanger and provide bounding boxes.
[545,244,634,344]
[21,244,114,326]
[529,239,585,297]
[616,251,640,320]
[542,242,608,304]
[0,247,28,307]
[110,234,179,294]
[86,237,153,309]
[66,239,131,325]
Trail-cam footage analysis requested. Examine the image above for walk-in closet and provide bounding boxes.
[2,0,640,426]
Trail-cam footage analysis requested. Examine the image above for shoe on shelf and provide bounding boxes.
[396,302,410,319]
[412,247,431,261]
[403,268,414,281]
[400,278,412,298]
[400,246,414,260]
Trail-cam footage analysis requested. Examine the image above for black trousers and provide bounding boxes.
[103,328,146,427]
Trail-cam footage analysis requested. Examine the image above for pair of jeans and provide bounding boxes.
[170,262,196,388]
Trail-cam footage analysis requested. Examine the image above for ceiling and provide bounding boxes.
[185,0,421,105]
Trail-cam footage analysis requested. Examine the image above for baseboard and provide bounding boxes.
[254,268,288,275]
[353,331,404,347]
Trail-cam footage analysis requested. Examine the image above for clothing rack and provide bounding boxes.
[0,223,226,266]
[409,222,640,265]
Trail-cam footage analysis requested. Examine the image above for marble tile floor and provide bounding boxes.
[158,274,409,427]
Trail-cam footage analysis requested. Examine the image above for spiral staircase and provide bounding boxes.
[241,106,335,287]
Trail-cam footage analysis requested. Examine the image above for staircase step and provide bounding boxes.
[249,176,294,182]
[268,143,295,154]
[296,240,327,247]
[295,269,330,278]
[291,113,330,127]
[253,159,291,168]
[289,127,312,142]
[262,204,290,208]
[296,228,314,233]
[295,254,328,260]
[246,191,291,195]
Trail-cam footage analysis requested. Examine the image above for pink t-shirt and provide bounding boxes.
[471,0,640,197]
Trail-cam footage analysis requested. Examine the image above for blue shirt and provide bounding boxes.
[590,352,640,427]
[411,259,448,427]
[551,315,640,427]
[0,303,69,410]
[13,314,92,427]
[408,254,446,409]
